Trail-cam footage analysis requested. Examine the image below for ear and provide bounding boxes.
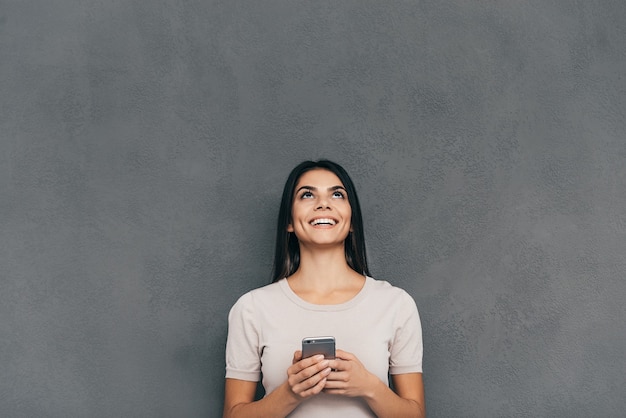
[287,223,294,232]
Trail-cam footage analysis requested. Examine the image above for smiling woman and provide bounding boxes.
[287,169,353,250]
[272,160,369,282]
[222,160,425,418]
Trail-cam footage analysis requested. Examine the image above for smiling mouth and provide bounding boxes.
[310,218,337,226]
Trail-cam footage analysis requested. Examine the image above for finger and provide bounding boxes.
[291,367,331,398]
[327,358,340,371]
[292,350,303,364]
[297,359,330,381]
[325,370,349,383]
[322,378,345,390]
[298,375,328,397]
[289,354,325,375]
[322,376,347,395]
[328,357,350,371]
[300,354,326,369]
[322,387,344,396]
[334,349,355,360]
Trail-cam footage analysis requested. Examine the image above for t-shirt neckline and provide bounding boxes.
[278,276,373,311]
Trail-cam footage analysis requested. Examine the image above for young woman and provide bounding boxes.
[223,160,425,417]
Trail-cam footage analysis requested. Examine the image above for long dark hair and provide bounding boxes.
[271,160,370,282]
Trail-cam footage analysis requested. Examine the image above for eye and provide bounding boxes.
[300,190,314,199]
[332,190,345,199]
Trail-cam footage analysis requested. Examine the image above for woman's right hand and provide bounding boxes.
[286,351,332,399]
[223,352,331,418]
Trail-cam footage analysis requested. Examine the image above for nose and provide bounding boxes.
[316,196,331,210]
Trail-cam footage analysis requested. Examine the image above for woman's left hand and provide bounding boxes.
[323,349,380,398]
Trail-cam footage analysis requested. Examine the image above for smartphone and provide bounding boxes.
[301,336,335,359]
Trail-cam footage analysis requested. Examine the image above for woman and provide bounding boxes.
[223,160,425,417]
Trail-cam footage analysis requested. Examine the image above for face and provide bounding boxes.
[287,169,352,248]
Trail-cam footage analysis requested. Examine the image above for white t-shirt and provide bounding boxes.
[225,276,423,417]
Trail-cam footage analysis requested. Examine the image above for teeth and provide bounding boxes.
[310,218,336,226]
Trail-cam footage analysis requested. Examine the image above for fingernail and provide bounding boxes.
[315,354,325,361]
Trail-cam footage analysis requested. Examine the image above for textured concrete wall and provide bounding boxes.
[1,1,625,417]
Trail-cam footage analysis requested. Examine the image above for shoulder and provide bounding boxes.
[229,280,284,312]
[367,277,415,301]
[366,277,420,314]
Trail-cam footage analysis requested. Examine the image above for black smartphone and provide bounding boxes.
[301,336,335,359]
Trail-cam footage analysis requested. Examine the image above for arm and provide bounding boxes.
[372,373,425,418]
[223,379,298,418]
[324,349,425,418]
[223,352,332,418]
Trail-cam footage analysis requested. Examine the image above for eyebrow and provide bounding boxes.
[296,185,346,193]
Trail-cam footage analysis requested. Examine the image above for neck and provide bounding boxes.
[288,243,363,292]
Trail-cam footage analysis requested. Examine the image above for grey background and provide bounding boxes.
[1,1,625,417]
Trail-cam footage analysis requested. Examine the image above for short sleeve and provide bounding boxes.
[389,291,423,375]
[225,292,262,381]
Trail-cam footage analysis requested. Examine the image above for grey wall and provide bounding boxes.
[1,1,625,417]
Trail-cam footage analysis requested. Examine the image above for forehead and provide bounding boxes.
[295,169,345,188]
